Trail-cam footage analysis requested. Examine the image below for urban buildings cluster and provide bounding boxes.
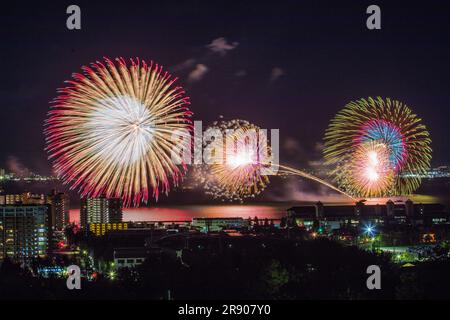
[309,166,450,180]
[1,179,450,285]
[0,190,70,262]
[0,168,57,182]
[69,199,450,278]
[286,200,448,230]
[401,166,450,179]
[0,191,125,264]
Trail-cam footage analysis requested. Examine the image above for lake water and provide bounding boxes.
[69,204,292,223]
[69,194,444,224]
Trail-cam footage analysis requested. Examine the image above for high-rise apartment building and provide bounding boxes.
[0,205,49,261]
[80,196,123,229]
[0,191,70,232]
[46,190,70,231]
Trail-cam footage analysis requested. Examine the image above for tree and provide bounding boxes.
[260,260,289,298]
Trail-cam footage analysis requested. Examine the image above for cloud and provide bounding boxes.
[283,137,302,154]
[235,70,247,77]
[307,142,329,169]
[308,159,324,167]
[282,138,329,174]
[7,156,30,177]
[188,64,209,83]
[314,142,325,152]
[268,176,349,203]
[270,67,285,83]
[171,58,196,72]
[207,37,239,55]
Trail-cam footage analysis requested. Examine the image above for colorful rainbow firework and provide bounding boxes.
[324,97,432,197]
[44,57,192,206]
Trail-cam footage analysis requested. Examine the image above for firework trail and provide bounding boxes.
[324,97,432,197]
[197,119,353,202]
[277,164,355,199]
[45,57,192,206]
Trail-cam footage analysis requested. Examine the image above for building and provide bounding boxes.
[192,217,247,232]
[46,190,70,231]
[0,205,49,261]
[0,192,46,205]
[80,196,123,228]
[113,247,148,269]
[108,197,123,223]
[0,191,69,231]
[89,222,128,236]
[0,194,21,205]
[23,193,46,205]
[286,200,449,231]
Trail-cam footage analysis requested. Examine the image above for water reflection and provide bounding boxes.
[70,204,290,223]
[69,194,441,223]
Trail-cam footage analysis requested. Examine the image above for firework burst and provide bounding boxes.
[197,119,271,202]
[197,119,353,202]
[324,97,432,197]
[45,57,192,206]
[347,141,395,197]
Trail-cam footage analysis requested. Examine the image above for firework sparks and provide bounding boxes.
[197,119,271,202]
[197,119,353,202]
[45,57,192,206]
[324,97,432,197]
[349,141,395,197]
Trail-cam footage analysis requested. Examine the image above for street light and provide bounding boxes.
[363,223,376,237]
[109,271,116,280]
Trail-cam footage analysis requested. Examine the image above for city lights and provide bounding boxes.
[363,224,376,237]
[109,271,117,280]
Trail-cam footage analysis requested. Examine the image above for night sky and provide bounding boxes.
[1,0,450,176]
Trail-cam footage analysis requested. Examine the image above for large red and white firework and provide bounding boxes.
[45,57,192,206]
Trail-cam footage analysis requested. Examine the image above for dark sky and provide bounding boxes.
[1,0,450,176]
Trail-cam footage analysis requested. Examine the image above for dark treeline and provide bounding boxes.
[1,238,450,300]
